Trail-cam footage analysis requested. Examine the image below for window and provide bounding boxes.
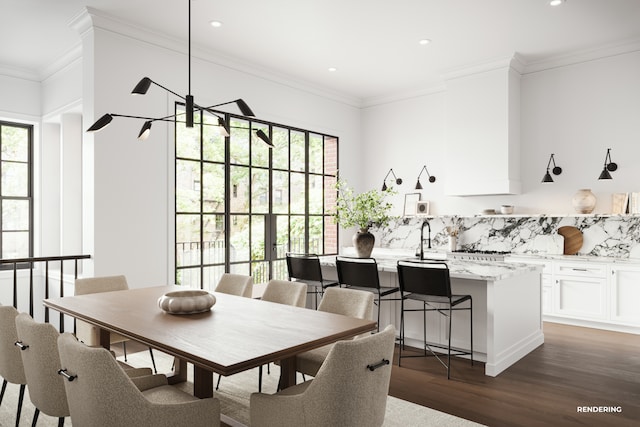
[175,107,338,290]
[0,121,33,260]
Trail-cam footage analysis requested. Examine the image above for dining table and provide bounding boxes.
[43,285,377,398]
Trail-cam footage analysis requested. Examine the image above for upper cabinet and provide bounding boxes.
[443,55,523,196]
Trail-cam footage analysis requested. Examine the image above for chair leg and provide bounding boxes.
[376,297,381,332]
[58,417,65,427]
[31,408,40,427]
[16,384,26,427]
[123,341,128,362]
[216,374,222,390]
[470,298,474,366]
[0,379,7,405]
[148,347,158,373]
[258,365,263,393]
[447,306,452,380]
[398,299,404,366]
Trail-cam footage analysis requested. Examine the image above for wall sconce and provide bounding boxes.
[598,148,618,180]
[541,154,562,183]
[381,169,402,191]
[415,165,436,189]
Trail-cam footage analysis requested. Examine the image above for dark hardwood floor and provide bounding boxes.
[389,322,640,426]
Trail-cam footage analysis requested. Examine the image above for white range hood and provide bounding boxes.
[443,55,523,196]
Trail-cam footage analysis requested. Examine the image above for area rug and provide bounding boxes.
[0,348,483,427]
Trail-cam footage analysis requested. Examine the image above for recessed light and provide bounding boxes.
[418,39,431,45]
[549,0,565,6]
[328,67,337,72]
[210,20,222,28]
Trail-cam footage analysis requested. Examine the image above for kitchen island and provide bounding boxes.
[319,254,544,376]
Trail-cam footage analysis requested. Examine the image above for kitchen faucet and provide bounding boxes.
[419,219,431,260]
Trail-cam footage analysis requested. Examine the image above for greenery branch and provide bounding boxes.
[333,179,395,231]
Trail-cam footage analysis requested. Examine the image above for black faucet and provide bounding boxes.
[419,219,431,260]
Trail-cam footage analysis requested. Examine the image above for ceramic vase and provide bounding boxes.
[448,236,457,252]
[353,229,375,258]
[572,189,596,214]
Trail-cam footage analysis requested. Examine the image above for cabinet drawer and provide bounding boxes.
[553,262,607,278]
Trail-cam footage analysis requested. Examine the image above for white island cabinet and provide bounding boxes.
[610,265,640,326]
[319,256,544,377]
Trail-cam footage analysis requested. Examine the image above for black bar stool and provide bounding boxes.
[397,260,473,379]
[336,256,401,331]
[286,253,338,308]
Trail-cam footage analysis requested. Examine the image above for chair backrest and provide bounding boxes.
[397,261,452,298]
[286,253,324,283]
[215,273,254,298]
[74,275,129,295]
[15,313,69,418]
[336,256,380,290]
[301,325,396,426]
[317,287,374,320]
[0,305,26,385]
[261,279,307,308]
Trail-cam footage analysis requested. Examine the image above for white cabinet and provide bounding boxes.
[610,265,640,326]
[553,261,609,320]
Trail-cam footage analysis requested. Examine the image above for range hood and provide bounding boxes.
[443,55,523,196]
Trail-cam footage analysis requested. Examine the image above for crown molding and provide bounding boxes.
[0,63,40,82]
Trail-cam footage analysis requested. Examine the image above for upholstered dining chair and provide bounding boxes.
[74,275,157,373]
[14,312,153,427]
[214,273,253,298]
[295,287,374,379]
[250,324,396,427]
[0,305,27,427]
[57,332,220,427]
[14,312,70,426]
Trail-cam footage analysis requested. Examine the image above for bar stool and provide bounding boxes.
[336,256,400,331]
[396,260,473,379]
[286,253,338,308]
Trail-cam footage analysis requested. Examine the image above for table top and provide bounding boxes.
[44,285,376,376]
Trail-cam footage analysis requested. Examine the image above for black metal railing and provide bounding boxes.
[0,254,91,330]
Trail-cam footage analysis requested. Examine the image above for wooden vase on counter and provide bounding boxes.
[353,228,375,258]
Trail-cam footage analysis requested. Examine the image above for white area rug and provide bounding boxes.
[0,348,483,426]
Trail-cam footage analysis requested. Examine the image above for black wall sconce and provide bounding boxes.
[541,154,562,183]
[415,165,436,189]
[598,148,618,180]
[381,169,402,191]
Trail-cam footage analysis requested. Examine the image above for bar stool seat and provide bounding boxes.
[397,260,473,379]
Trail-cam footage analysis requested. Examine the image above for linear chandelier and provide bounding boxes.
[86,0,273,148]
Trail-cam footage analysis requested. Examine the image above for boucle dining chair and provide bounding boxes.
[250,325,396,427]
[74,275,157,373]
[14,313,154,427]
[0,305,27,427]
[57,333,221,427]
[214,273,253,298]
[295,287,374,378]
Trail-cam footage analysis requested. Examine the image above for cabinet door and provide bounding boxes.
[611,267,640,325]
[554,276,608,320]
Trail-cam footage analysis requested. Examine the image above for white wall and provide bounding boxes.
[361,50,640,217]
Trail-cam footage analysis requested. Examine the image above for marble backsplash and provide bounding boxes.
[374,215,640,259]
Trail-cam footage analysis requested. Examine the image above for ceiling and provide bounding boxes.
[2,0,640,103]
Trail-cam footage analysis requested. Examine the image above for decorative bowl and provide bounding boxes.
[158,290,216,315]
[500,205,514,214]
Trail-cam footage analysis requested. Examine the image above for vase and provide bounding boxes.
[448,236,457,252]
[572,189,596,214]
[353,229,375,258]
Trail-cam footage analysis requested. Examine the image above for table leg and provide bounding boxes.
[167,358,188,384]
[279,356,297,389]
[193,365,214,398]
[99,328,110,349]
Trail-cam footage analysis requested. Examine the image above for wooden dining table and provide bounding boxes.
[44,285,377,398]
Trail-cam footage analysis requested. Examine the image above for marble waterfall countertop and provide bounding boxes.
[319,251,542,282]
